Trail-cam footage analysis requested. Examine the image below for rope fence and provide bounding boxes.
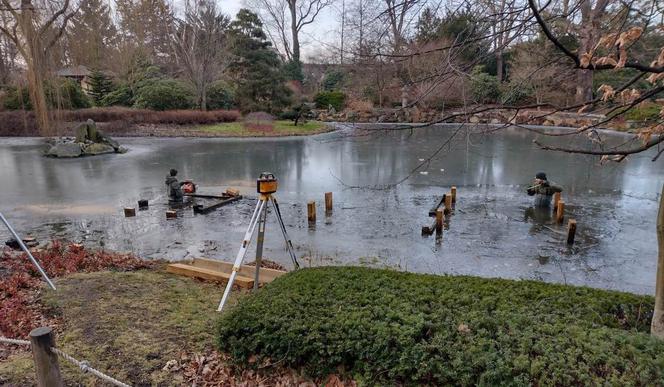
[1,334,132,387]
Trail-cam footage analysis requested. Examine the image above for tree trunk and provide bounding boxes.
[20,3,51,136]
[496,50,503,82]
[289,1,300,63]
[651,184,664,338]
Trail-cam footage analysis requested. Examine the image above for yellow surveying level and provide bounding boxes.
[217,172,299,312]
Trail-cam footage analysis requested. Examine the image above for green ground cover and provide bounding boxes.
[200,120,328,136]
[218,266,664,386]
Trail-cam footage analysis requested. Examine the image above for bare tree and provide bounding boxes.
[0,0,77,136]
[171,0,230,110]
[248,0,334,63]
[481,0,530,81]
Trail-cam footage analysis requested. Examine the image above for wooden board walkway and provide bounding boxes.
[166,258,287,288]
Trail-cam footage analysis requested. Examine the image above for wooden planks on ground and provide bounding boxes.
[166,263,254,288]
[166,257,287,288]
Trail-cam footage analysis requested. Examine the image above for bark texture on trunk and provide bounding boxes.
[289,1,300,63]
[651,184,664,338]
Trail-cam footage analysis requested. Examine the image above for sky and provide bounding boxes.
[214,0,342,59]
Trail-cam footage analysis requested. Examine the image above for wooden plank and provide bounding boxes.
[166,263,254,288]
[193,195,242,214]
[192,258,286,282]
[185,193,232,199]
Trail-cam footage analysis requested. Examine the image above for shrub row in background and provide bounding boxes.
[314,91,346,111]
[0,108,240,136]
[217,267,664,385]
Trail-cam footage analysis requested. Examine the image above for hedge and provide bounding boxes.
[217,267,664,385]
[314,91,346,111]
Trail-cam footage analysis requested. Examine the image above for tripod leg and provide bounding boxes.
[217,199,267,312]
[253,202,268,291]
[269,196,300,269]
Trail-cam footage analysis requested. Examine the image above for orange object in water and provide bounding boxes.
[183,182,196,194]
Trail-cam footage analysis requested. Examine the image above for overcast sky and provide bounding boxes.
[214,0,342,59]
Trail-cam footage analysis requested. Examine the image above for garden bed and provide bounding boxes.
[218,266,664,385]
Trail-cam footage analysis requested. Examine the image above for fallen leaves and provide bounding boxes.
[166,350,357,387]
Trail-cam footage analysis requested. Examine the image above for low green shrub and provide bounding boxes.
[133,79,194,111]
[624,103,662,122]
[314,91,346,110]
[217,267,663,385]
[471,66,501,104]
[207,82,235,110]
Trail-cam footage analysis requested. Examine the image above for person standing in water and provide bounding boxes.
[527,172,563,207]
[165,169,185,203]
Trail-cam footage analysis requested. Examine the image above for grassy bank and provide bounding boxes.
[200,120,328,136]
[218,267,664,385]
[0,270,221,385]
[0,268,326,386]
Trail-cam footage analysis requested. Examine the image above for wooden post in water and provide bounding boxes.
[451,186,457,204]
[325,192,333,213]
[307,201,316,223]
[444,193,452,214]
[166,210,177,219]
[556,201,565,223]
[567,219,577,244]
[553,192,561,210]
[29,327,63,387]
[138,200,149,210]
[435,208,443,235]
[124,207,135,217]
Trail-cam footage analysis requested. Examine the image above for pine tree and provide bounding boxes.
[228,9,291,113]
[66,0,118,68]
[88,69,114,106]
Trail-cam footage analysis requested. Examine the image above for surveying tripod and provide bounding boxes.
[217,173,299,312]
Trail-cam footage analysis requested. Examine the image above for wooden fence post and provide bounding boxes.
[325,192,333,213]
[29,327,64,387]
[166,210,177,219]
[435,208,443,235]
[556,200,565,223]
[567,219,577,244]
[553,192,561,210]
[444,194,452,214]
[123,207,135,217]
[451,186,457,204]
[307,201,316,223]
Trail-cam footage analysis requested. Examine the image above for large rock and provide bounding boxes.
[74,123,88,142]
[47,143,82,158]
[83,143,115,155]
[86,119,100,142]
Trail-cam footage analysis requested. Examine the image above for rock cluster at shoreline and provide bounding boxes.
[45,119,127,158]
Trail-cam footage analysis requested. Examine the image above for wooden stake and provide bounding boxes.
[556,200,565,223]
[307,201,316,223]
[567,219,577,244]
[325,192,333,213]
[451,186,457,203]
[124,207,136,217]
[444,193,452,214]
[29,327,63,387]
[553,192,561,210]
[435,208,443,235]
[166,210,177,219]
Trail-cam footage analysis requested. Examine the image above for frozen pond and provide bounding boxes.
[0,124,662,294]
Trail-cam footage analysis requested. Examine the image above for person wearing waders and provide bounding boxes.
[526,172,562,207]
[165,168,185,203]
